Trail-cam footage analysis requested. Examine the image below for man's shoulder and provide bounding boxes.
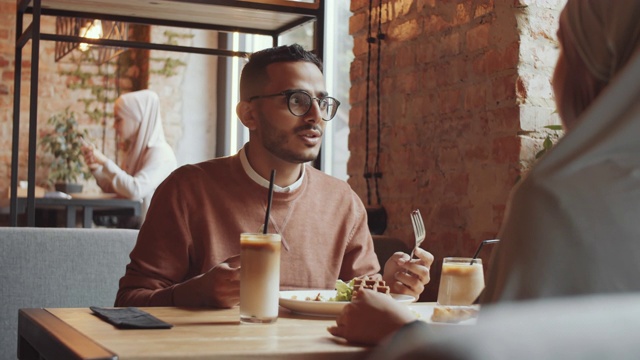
[174,155,237,175]
[159,155,239,189]
[305,165,356,195]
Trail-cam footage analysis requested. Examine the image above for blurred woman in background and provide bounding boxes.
[82,89,177,228]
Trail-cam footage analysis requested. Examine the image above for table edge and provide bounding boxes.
[18,308,117,360]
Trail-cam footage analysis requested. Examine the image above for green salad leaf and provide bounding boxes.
[331,278,355,301]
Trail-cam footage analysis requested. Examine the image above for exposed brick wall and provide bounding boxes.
[0,0,17,196]
[516,0,565,171]
[0,1,184,197]
[0,3,84,194]
[348,0,563,300]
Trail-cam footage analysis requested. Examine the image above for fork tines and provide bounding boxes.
[410,209,426,258]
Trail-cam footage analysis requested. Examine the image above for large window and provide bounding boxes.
[221,2,353,181]
[322,1,353,181]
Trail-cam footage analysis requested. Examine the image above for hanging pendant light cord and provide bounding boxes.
[373,0,384,206]
[364,0,384,206]
[363,0,375,206]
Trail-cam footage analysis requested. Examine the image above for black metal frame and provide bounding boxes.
[9,0,326,226]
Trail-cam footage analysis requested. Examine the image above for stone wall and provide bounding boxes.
[348,0,564,300]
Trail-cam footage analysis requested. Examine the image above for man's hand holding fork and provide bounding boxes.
[381,210,433,299]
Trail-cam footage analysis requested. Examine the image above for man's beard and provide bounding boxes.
[260,122,323,164]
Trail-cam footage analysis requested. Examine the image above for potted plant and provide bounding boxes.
[39,108,92,193]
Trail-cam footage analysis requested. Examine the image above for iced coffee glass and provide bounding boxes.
[437,257,485,306]
[240,233,281,324]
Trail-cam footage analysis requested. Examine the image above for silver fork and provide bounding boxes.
[410,209,425,259]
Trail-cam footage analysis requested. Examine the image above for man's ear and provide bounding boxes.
[236,101,257,130]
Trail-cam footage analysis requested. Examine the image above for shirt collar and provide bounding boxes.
[239,145,305,193]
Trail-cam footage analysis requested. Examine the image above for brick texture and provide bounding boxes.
[348,0,564,301]
[0,1,185,198]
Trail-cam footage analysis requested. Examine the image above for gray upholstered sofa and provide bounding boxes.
[0,227,137,360]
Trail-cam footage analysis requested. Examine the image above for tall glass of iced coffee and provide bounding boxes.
[437,257,485,306]
[240,233,281,324]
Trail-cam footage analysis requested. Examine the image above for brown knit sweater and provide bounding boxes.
[115,153,380,306]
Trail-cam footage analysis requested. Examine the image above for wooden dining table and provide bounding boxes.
[17,303,447,360]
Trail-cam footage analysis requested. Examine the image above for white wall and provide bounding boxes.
[149,28,218,167]
[176,32,219,165]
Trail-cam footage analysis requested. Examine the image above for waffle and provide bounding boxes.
[353,277,391,295]
[430,305,479,323]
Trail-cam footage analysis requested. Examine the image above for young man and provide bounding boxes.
[115,44,433,308]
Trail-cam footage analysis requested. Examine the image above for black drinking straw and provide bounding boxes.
[470,239,500,264]
[263,169,276,234]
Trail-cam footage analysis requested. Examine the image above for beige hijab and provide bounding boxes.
[114,90,168,175]
[560,0,640,83]
[483,0,640,302]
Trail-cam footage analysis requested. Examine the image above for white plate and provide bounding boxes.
[410,303,479,325]
[279,290,416,317]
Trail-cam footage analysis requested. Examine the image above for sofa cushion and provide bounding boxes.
[0,227,137,360]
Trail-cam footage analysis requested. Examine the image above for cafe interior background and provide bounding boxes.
[0,0,565,301]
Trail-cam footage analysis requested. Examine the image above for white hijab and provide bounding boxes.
[114,89,168,175]
[484,0,640,302]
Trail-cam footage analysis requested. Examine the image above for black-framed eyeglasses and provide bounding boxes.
[248,90,341,121]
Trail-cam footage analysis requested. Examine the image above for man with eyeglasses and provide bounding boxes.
[116,44,433,308]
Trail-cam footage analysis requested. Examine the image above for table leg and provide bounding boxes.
[65,206,77,228]
[18,333,40,360]
[18,309,116,360]
[83,207,93,228]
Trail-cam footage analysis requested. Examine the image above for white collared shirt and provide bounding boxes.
[239,146,305,193]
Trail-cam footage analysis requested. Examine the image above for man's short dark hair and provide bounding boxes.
[239,44,323,100]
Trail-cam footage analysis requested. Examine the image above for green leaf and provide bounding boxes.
[38,107,89,184]
[543,125,564,131]
[332,279,355,301]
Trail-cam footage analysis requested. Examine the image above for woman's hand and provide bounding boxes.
[81,143,108,170]
[327,289,417,345]
[382,247,434,299]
